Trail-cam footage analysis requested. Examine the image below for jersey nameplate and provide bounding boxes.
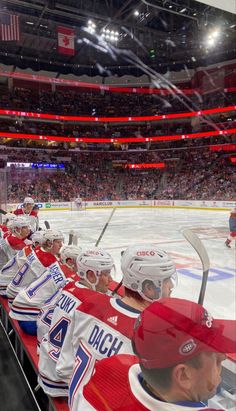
[57,293,76,314]
[88,324,124,357]
[49,263,64,285]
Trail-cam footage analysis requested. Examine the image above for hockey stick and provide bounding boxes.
[68,230,74,245]
[182,229,210,305]
[44,221,50,229]
[72,234,78,246]
[0,209,7,215]
[95,208,116,247]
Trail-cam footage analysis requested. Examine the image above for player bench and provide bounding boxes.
[0,296,69,411]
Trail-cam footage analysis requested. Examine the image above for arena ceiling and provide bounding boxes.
[0,0,236,76]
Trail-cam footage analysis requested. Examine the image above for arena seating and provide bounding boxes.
[0,85,235,116]
[4,147,235,202]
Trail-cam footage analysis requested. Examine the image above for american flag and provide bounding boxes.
[0,13,20,41]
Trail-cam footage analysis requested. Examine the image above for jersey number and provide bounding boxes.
[26,274,51,298]
[48,317,70,361]
[69,342,92,408]
[12,262,29,286]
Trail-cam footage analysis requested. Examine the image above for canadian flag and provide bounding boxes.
[57,26,75,56]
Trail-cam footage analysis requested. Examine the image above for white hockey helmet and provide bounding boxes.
[2,213,16,225]
[42,229,64,243]
[23,197,35,205]
[60,245,82,265]
[76,247,114,288]
[10,216,31,231]
[31,230,45,246]
[121,244,177,302]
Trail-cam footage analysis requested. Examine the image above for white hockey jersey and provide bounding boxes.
[38,280,88,397]
[9,262,78,321]
[68,292,140,411]
[6,246,58,303]
[0,235,16,271]
[38,281,140,399]
[0,245,33,296]
[37,288,63,351]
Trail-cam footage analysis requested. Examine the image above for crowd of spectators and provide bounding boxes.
[0,85,235,117]
[3,147,235,202]
[0,116,235,140]
[0,82,235,203]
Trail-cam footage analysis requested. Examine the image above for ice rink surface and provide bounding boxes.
[39,207,235,320]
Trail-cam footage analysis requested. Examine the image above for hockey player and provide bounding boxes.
[0,213,16,237]
[0,216,31,270]
[13,196,39,232]
[78,297,236,411]
[74,196,83,210]
[68,245,177,410]
[0,230,44,297]
[6,229,64,312]
[38,247,115,397]
[225,207,236,248]
[9,245,82,336]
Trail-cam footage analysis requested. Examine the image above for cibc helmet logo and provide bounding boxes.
[179,339,197,356]
[137,250,156,257]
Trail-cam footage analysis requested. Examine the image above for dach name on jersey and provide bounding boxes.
[88,324,124,357]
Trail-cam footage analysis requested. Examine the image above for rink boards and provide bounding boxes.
[6,199,236,212]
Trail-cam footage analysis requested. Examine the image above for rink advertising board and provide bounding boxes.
[7,200,236,212]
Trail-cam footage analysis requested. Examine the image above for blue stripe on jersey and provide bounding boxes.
[40,377,68,390]
[1,258,16,272]
[11,308,39,316]
[115,298,141,314]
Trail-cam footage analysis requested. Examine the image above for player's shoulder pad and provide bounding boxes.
[63,282,103,303]
[30,210,38,217]
[24,244,33,255]
[59,263,77,279]
[13,209,22,215]
[35,248,57,266]
[83,354,138,409]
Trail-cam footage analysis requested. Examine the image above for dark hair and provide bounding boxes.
[124,286,144,302]
[140,354,203,392]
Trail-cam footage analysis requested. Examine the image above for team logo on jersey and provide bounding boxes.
[107,316,118,326]
[179,339,197,356]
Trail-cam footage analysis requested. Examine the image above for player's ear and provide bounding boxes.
[86,270,96,284]
[172,363,192,390]
[45,239,53,249]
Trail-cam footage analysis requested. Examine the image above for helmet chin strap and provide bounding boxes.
[85,270,100,291]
